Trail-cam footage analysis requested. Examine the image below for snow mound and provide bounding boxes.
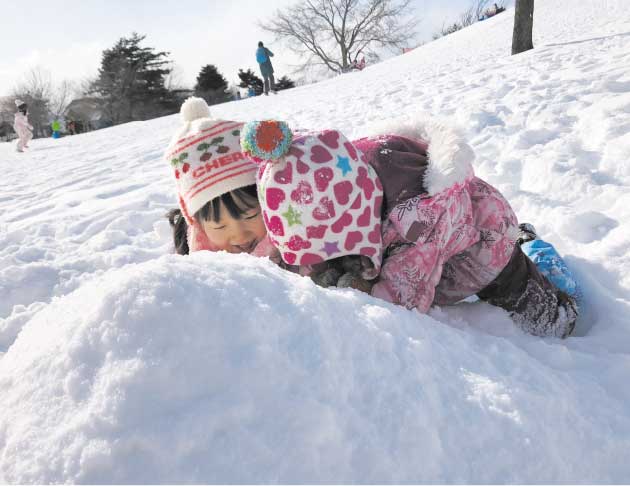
[1,0,630,482]
[1,253,630,483]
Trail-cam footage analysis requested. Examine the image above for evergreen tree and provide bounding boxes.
[237,69,264,96]
[90,33,176,124]
[194,65,230,105]
[275,76,296,91]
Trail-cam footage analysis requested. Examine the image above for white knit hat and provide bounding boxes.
[14,99,25,107]
[164,97,258,225]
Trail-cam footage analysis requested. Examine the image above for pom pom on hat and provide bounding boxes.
[251,126,384,273]
[241,120,293,162]
[180,97,211,123]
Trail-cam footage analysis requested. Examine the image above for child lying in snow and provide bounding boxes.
[239,119,578,339]
[164,97,279,261]
[164,98,577,338]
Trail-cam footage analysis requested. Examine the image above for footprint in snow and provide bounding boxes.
[559,211,618,244]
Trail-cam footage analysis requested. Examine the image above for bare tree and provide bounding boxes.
[459,6,476,28]
[512,0,534,55]
[260,0,418,74]
[0,98,18,141]
[49,80,77,120]
[460,0,492,28]
[15,67,53,104]
[6,68,80,137]
[78,76,97,97]
[433,0,494,40]
[473,0,492,22]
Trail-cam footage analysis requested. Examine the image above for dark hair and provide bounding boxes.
[194,184,258,224]
[258,41,263,47]
[166,185,259,255]
[167,208,190,255]
[17,103,27,115]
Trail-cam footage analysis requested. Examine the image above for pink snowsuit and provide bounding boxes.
[352,121,576,337]
[372,176,517,311]
[184,120,577,338]
[13,112,33,151]
[352,123,517,313]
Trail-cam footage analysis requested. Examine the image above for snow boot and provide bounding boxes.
[478,244,578,338]
[518,223,582,306]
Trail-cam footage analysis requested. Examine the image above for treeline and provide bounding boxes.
[432,0,506,40]
[91,33,296,125]
[0,32,296,139]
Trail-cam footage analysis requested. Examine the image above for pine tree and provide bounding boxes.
[275,76,296,91]
[194,65,230,105]
[90,33,176,124]
[237,69,264,96]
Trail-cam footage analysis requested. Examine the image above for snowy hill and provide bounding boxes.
[1,0,630,482]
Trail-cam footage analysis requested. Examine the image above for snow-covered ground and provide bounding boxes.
[1,0,630,482]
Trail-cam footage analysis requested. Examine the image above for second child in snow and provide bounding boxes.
[239,118,578,338]
[13,99,33,153]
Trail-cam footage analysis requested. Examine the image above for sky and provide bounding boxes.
[0,0,509,96]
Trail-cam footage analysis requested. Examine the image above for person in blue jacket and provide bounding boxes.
[256,41,276,95]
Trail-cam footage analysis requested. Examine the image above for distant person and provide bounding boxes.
[256,41,276,95]
[350,57,366,71]
[67,120,76,135]
[247,86,256,98]
[51,119,61,139]
[13,99,33,153]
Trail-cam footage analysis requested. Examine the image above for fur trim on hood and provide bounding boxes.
[356,116,475,196]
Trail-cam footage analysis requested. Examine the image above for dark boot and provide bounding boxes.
[478,244,577,338]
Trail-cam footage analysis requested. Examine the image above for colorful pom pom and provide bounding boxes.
[241,120,293,162]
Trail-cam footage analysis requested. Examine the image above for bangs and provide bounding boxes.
[194,185,259,223]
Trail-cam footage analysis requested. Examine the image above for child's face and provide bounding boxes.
[201,201,267,254]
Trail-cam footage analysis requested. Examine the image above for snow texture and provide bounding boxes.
[1,0,630,482]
